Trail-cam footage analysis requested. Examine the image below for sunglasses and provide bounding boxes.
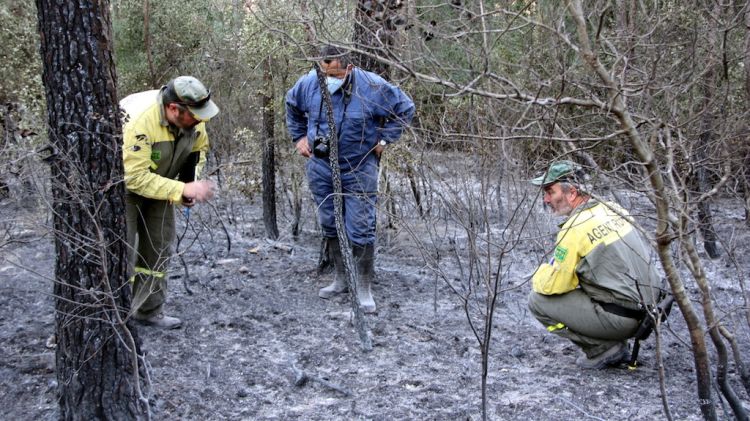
[175,91,211,108]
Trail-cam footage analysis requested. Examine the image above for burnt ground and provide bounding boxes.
[1,189,749,421]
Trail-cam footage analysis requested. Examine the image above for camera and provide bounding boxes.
[312,136,330,158]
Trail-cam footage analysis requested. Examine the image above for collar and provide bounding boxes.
[156,89,170,127]
[559,198,598,228]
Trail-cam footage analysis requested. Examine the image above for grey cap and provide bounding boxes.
[164,76,219,121]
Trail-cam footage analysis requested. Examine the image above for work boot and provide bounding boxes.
[353,243,376,314]
[319,237,348,299]
[135,312,182,329]
[576,342,628,369]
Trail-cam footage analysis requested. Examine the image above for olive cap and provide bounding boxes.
[531,160,582,186]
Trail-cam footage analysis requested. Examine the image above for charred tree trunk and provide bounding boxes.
[354,0,405,78]
[290,172,302,238]
[696,84,720,258]
[353,4,388,77]
[744,6,750,227]
[694,5,722,259]
[351,0,403,236]
[36,0,146,419]
[315,65,372,352]
[405,162,423,218]
[1,102,37,205]
[143,0,156,87]
[293,0,312,240]
[260,56,279,240]
[380,164,397,229]
[0,102,17,199]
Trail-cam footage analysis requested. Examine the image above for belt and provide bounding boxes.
[595,300,646,320]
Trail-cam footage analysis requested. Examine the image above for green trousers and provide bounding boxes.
[126,194,175,318]
[528,290,639,358]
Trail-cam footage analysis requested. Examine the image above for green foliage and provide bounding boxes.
[4,0,745,208]
[0,0,45,130]
[0,1,45,204]
[113,0,225,94]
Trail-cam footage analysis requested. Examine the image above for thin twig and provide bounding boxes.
[559,397,608,421]
[291,362,350,396]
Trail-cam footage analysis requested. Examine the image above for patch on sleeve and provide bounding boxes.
[135,134,148,142]
[130,145,141,152]
[554,245,568,263]
[151,150,161,161]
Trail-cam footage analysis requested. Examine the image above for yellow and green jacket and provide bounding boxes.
[120,90,209,203]
[532,200,661,309]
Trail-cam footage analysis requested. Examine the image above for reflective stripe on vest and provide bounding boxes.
[129,266,165,283]
[547,322,565,332]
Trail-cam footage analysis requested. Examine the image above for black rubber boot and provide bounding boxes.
[319,238,348,299]
[353,244,376,313]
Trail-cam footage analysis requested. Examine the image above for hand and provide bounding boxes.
[295,136,312,158]
[374,142,385,158]
[182,180,216,204]
[182,197,196,208]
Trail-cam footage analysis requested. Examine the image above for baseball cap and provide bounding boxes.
[164,76,219,121]
[531,160,582,186]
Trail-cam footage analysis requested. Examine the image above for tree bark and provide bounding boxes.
[695,3,721,259]
[744,5,750,227]
[293,0,312,240]
[567,2,717,419]
[143,0,157,87]
[354,0,401,78]
[261,55,279,240]
[36,0,147,419]
[0,102,17,199]
[315,65,372,352]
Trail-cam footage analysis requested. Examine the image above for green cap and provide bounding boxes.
[531,160,581,186]
[165,76,219,121]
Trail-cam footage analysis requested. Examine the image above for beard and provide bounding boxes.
[548,200,574,217]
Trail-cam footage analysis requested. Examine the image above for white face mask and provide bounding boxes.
[326,76,345,94]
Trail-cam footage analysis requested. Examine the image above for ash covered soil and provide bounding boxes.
[1,192,749,420]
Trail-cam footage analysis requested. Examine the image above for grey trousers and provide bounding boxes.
[528,289,639,358]
[126,194,175,318]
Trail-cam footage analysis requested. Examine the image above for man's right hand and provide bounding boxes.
[295,136,312,158]
[182,180,216,204]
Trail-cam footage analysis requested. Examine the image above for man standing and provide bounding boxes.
[285,46,415,313]
[528,161,663,369]
[121,76,219,328]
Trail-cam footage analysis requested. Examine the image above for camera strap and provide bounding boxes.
[315,72,354,142]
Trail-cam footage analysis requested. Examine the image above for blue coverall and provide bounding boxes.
[285,68,415,246]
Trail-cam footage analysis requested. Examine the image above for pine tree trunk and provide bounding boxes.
[744,6,750,227]
[36,0,146,419]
